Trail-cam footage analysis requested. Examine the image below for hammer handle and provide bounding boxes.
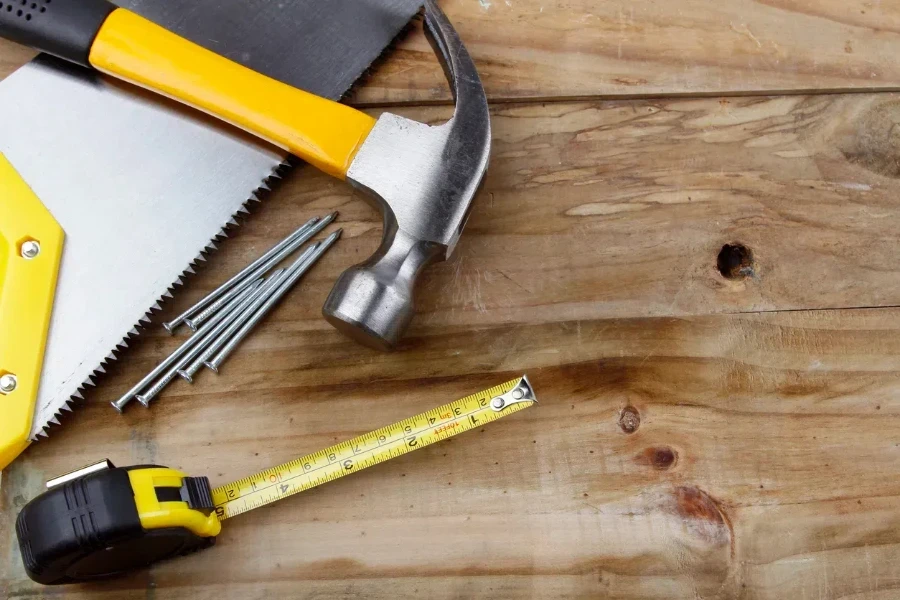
[0,1,375,179]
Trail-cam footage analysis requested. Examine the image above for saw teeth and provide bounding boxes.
[30,160,290,440]
[30,161,291,438]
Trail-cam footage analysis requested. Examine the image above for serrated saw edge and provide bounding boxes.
[29,161,292,440]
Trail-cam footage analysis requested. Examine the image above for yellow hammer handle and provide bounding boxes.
[89,9,376,179]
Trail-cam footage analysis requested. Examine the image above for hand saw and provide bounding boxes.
[0,0,422,469]
[15,376,536,585]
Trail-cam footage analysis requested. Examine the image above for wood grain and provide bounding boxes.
[126,93,900,340]
[3,307,900,599]
[3,90,900,599]
[3,0,900,103]
[352,0,900,104]
[3,5,900,597]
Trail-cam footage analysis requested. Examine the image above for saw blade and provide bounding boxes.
[0,0,422,440]
[0,57,285,439]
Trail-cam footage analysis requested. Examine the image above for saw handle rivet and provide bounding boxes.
[491,396,505,410]
[0,373,17,394]
[19,240,40,259]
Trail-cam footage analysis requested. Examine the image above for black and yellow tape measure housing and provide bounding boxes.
[15,376,536,585]
[17,461,220,585]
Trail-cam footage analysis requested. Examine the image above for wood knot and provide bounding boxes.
[717,243,755,280]
[637,446,678,470]
[839,100,900,178]
[671,486,733,550]
[619,406,640,433]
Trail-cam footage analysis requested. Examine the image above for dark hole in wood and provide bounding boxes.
[717,243,754,279]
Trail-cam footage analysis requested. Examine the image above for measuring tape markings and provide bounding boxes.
[212,378,531,519]
[14,376,536,585]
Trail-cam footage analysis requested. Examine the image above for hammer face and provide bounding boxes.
[323,0,491,350]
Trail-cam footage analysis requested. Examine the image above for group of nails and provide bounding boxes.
[110,213,341,413]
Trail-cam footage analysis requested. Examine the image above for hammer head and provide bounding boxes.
[323,0,491,351]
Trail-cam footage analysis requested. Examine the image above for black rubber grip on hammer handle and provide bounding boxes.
[0,0,115,67]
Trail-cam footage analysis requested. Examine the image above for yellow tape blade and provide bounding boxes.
[212,376,535,520]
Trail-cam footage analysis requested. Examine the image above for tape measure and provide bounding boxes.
[15,376,536,585]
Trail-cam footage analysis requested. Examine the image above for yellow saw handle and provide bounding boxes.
[89,9,377,179]
[0,154,64,470]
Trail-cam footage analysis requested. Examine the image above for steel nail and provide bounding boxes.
[136,274,286,406]
[179,213,328,332]
[110,281,263,412]
[161,215,330,333]
[184,276,264,331]
[206,229,341,373]
[178,242,320,383]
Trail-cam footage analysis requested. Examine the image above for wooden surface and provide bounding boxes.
[4,1,900,599]
[7,0,900,103]
[358,0,900,103]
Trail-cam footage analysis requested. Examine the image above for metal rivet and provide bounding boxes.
[491,396,505,409]
[20,240,40,259]
[0,373,17,393]
[512,388,525,400]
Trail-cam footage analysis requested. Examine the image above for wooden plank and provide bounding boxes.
[3,0,900,103]
[1,14,900,598]
[3,307,900,598]
[353,0,900,104]
[0,93,892,334]
[130,93,900,338]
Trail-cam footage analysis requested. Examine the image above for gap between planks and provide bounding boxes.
[351,86,900,110]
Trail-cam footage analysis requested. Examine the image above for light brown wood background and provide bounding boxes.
[4,1,900,599]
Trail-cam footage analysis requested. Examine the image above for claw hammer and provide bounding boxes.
[0,0,491,350]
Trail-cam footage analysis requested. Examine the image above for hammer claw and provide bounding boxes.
[323,0,491,350]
